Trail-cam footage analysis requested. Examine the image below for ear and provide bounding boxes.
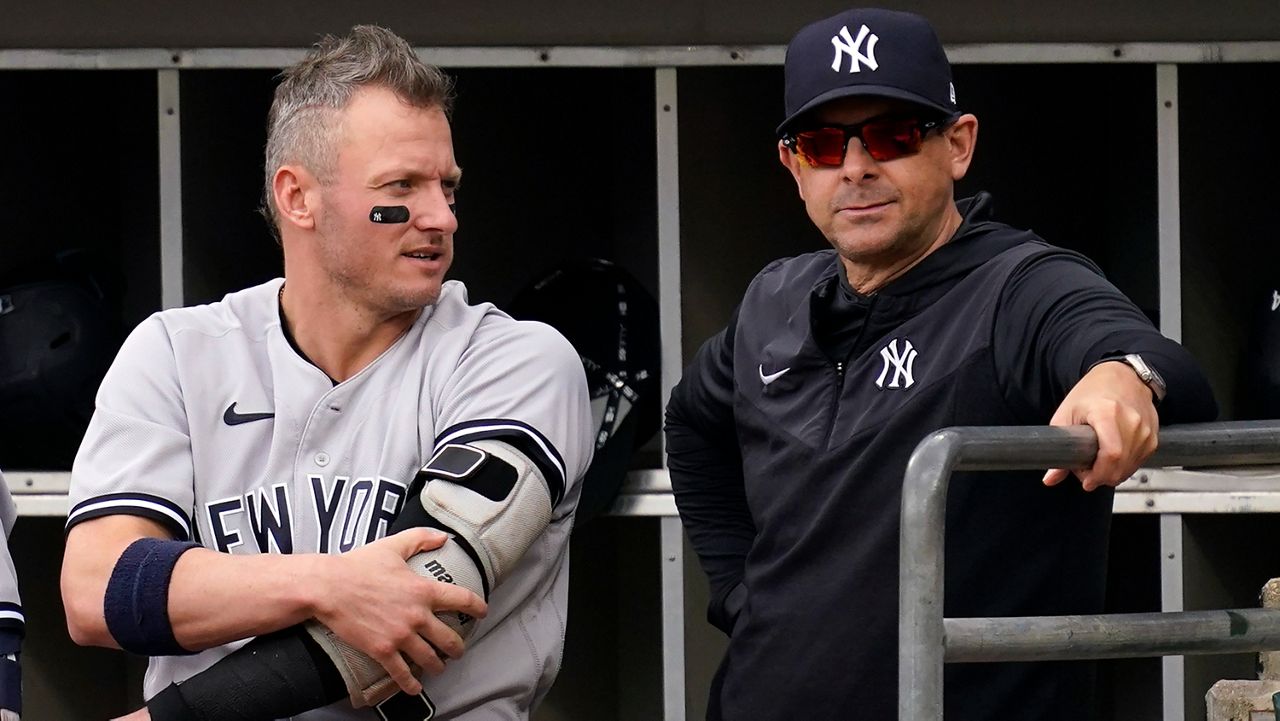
[778,140,806,199]
[943,113,979,181]
[272,165,318,231]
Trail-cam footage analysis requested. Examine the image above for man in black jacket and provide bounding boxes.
[664,8,1218,721]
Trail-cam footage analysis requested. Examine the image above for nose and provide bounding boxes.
[412,185,458,235]
[839,136,879,181]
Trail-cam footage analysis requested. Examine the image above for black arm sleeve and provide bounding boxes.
[994,252,1217,424]
[665,305,756,635]
[147,628,346,721]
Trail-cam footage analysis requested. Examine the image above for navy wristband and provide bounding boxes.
[0,653,18,715]
[104,537,200,656]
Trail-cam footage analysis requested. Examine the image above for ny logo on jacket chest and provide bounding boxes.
[875,338,918,389]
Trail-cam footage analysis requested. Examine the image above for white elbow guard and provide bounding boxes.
[309,438,555,708]
[407,439,554,633]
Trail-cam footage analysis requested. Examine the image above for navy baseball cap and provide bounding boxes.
[777,8,958,135]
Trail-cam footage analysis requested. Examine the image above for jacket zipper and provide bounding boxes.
[819,287,872,448]
[823,360,845,447]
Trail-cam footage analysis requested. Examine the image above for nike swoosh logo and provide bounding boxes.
[759,365,791,386]
[223,402,275,426]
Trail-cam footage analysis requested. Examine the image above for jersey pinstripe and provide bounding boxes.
[67,278,593,719]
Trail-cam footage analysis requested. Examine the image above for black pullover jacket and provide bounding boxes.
[665,194,1217,720]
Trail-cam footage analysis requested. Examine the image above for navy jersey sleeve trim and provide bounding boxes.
[435,419,567,507]
[0,603,23,638]
[66,492,192,541]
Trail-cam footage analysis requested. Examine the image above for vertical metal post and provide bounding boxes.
[898,432,959,721]
[655,67,687,721]
[1157,62,1186,721]
[158,68,184,309]
[1161,513,1187,721]
[660,516,687,721]
[1156,63,1180,343]
[655,67,682,451]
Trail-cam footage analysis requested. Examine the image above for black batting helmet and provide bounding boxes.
[507,258,661,524]
[0,274,116,468]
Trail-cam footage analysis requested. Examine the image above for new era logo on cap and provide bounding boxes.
[779,8,958,135]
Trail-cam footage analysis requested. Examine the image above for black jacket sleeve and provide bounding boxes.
[994,251,1217,424]
[665,305,755,634]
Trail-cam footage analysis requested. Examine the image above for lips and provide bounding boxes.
[836,201,893,218]
[831,191,895,213]
[402,248,444,261]
[842,200,892,211]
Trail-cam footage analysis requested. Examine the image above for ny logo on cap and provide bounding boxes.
[831,24,879,73]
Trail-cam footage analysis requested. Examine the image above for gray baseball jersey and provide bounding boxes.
[0,472,22,637]
[67,278,593,720]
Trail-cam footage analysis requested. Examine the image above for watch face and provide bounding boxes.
[1125,354,1165,400]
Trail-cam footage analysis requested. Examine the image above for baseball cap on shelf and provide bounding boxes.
[506,258,660,526]
[777,7,958,135]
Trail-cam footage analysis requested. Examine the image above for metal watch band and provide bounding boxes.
[1123,353,1167,404]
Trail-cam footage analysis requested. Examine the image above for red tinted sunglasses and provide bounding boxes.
[783,114,951,167]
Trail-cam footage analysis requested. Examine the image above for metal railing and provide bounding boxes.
[898,420,1280,719]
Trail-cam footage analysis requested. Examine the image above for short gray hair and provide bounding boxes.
[261,25,455,242]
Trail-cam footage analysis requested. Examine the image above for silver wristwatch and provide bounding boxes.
[1122,353,1167,405]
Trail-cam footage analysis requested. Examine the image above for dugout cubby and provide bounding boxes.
[446,67,659,311]
[952,64,1161,320]
[675,66,814,357]
[180,69,282,306]
[539,518,666,721]
[0,70,162,327]
[0,69,161,470]
[1178,63,1280,423]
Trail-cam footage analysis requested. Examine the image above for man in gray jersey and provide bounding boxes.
[0,472,23,721]
[62,26,593,721]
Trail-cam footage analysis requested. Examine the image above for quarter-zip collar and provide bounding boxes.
[810,192,1026,364]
